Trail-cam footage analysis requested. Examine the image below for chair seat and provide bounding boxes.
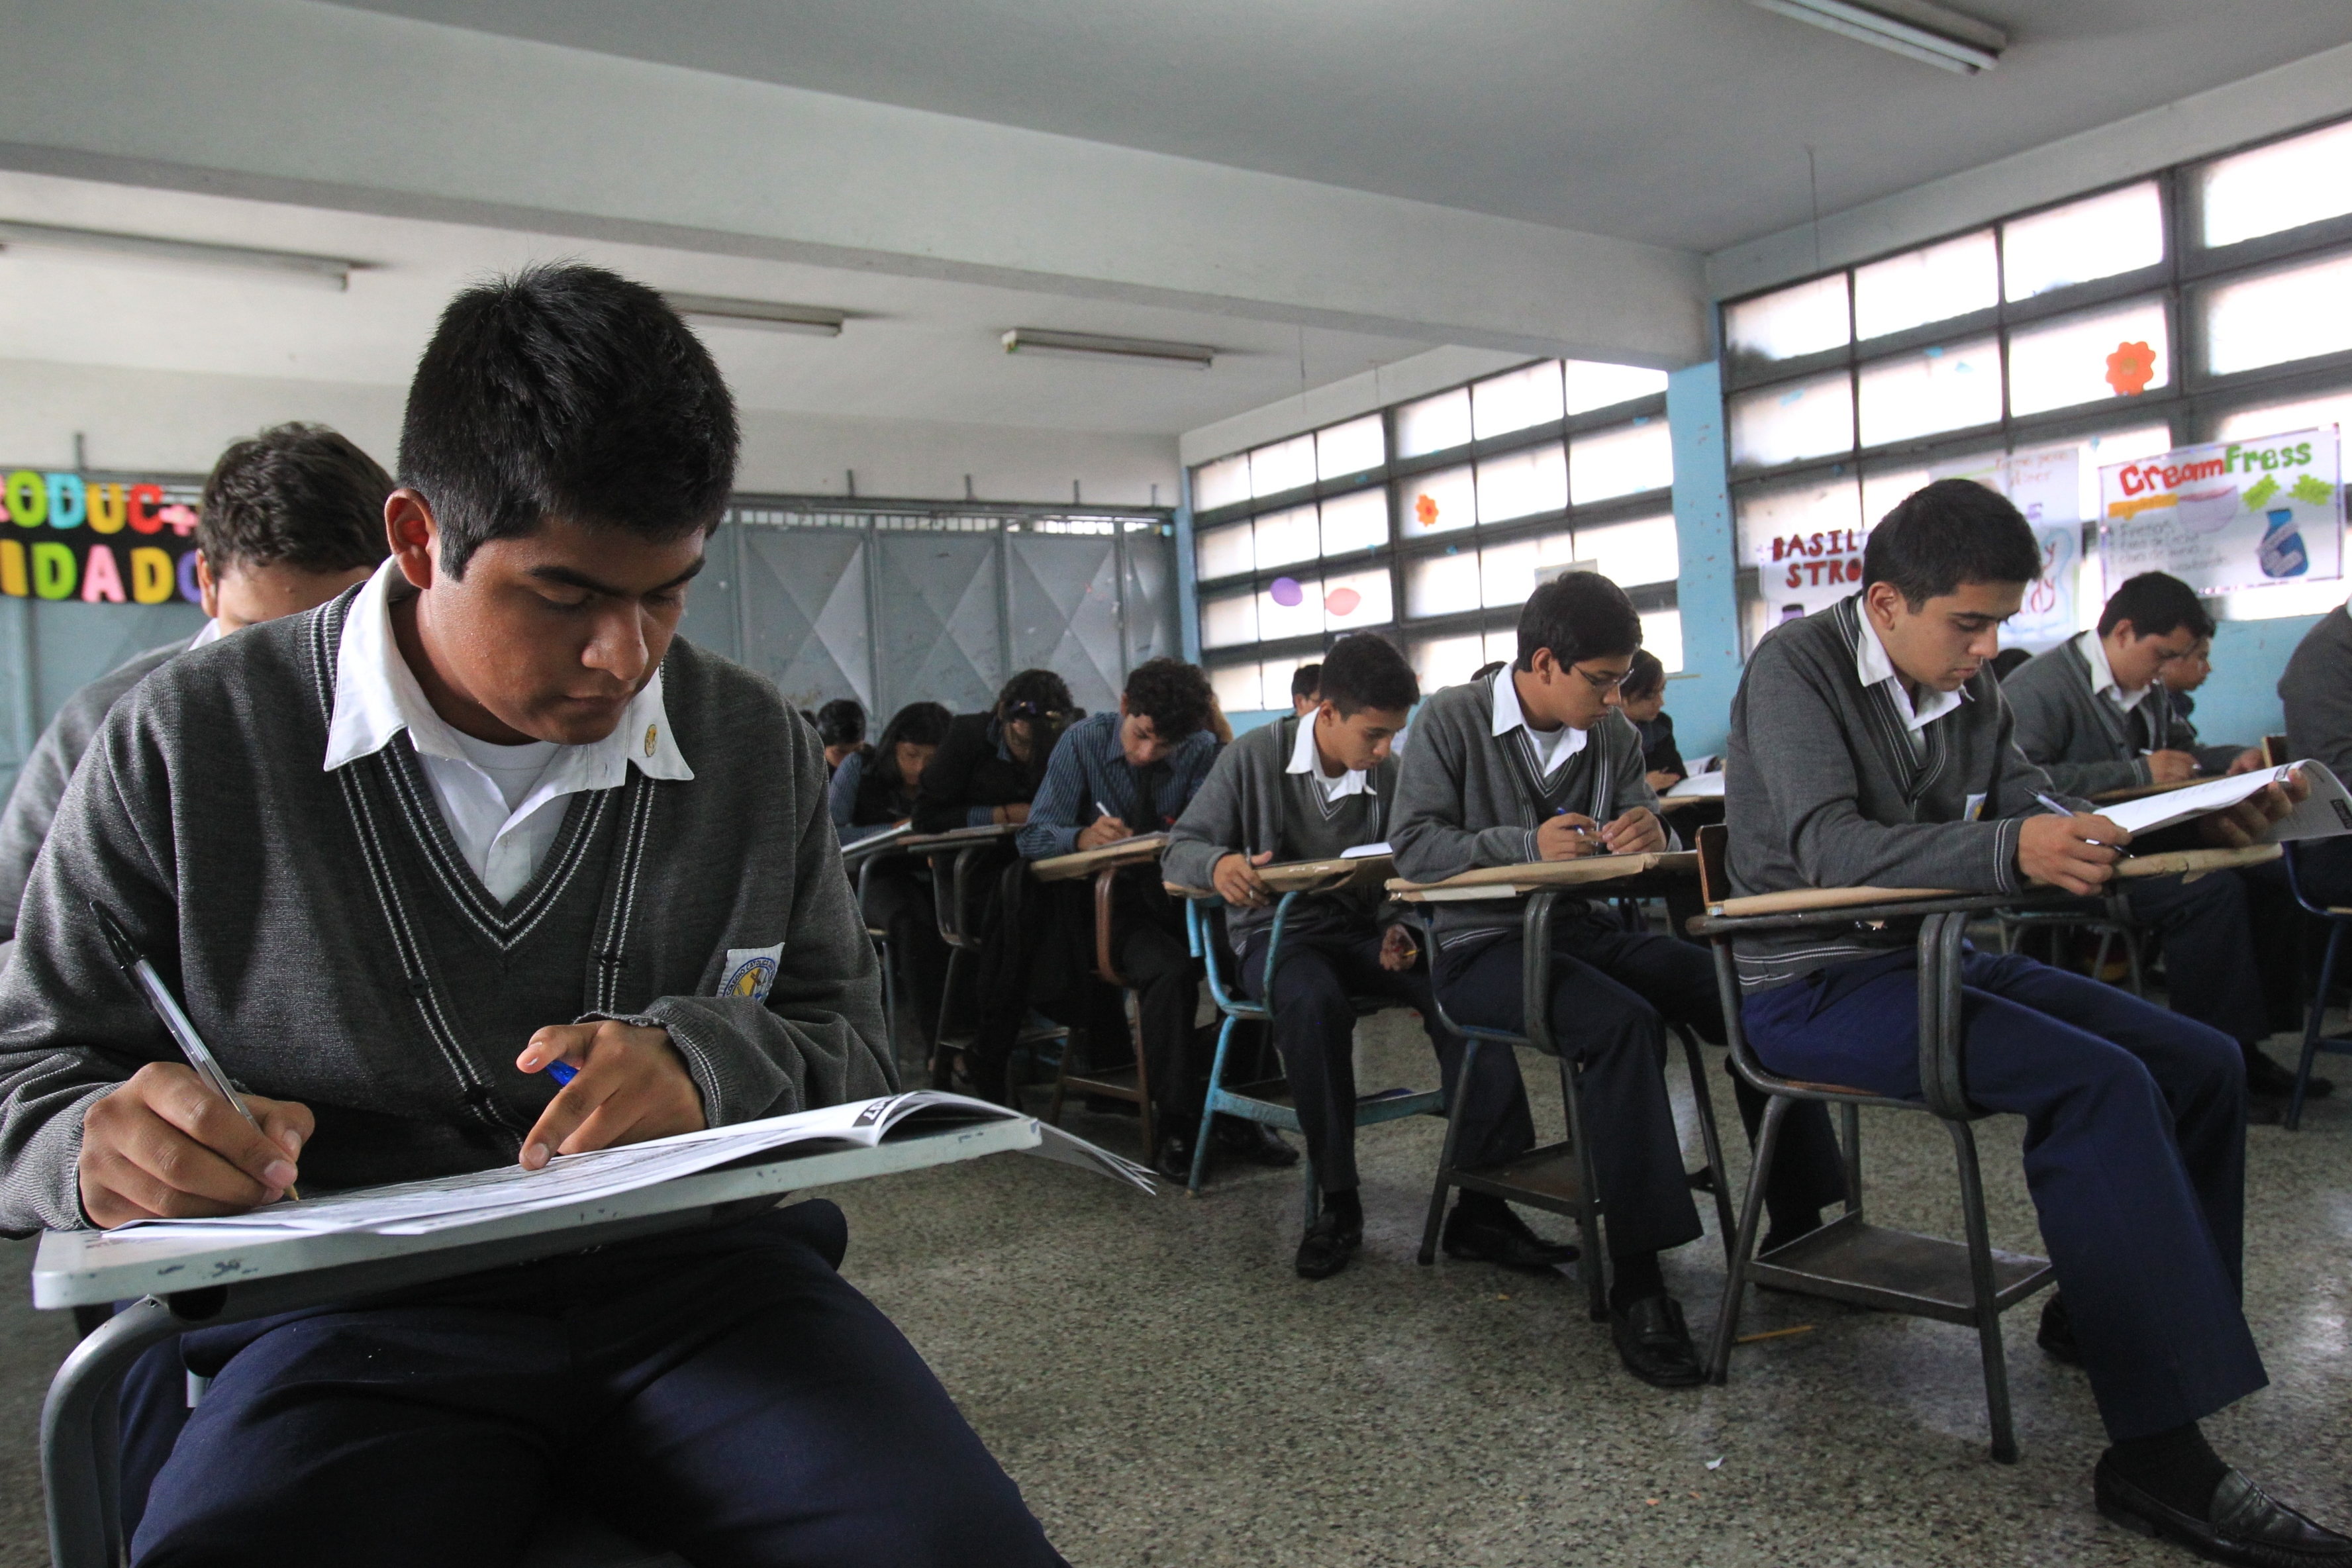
[1745,1212,2053,1328]
[1059,1063,1144,1102]
[1447,1140,1587,1214]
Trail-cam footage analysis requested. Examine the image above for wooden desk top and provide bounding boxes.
[1030,832,1172,882]
[1161,853,1394,903]
[1705,842,2280,918]
[902,822,1023,854]
[1387,850,1697,903]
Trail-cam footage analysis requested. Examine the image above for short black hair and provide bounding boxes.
[1516,571,1642,671]
[1290,663,1322,703]
[198,423,393,575]
[398,262,738,578]
[867,701,953,795]
[995,668,1073,722]
[2098,571,2216,641]
[816,699,867,748]
[1122,656,1214,738]
[1990,647,2033,682]
[1861,479,2041,609]
[1318,634,1417,716]
[1621,648,1667,703]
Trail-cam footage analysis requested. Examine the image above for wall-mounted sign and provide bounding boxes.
[2098,429,2342,597]
[0,470,205,604]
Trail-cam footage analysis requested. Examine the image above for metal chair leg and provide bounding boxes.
[1418,1037,1480,1265]
[1675,1024,1738,1263]
[1557,1052,1608,1323]
[2290,923,2346,1132]
[1188,1018,1235,1196]
[1948,1117,2019,1464]
[1839,1101,1863,1216]
[1708,1093,1791,1385]
[44,1295,187,1568]
[1129,989,1156,1161]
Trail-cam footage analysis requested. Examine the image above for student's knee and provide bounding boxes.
[1545,979,1661,1060]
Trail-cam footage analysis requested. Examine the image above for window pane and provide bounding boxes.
[2202,251,2352,377]
[1472,362,1565,440]
[1209,662,1264,715]
[2007,299,2169,417]
[1570,419,1673,503]
[1853,230,1998,340]
[1200,591,1257,650]
[1729,370,1855,469]
[1736,474,1865,646]
[1724,275,1850,366]
[2200,119,2352,248]
[1563,360,1669,414]
[1252,503,1321,570]
[2216,390,2352,444]
[1318,488,1389,556]
[1640,609,1684,673]
[1194,454,1250,513]
[1254,656,1303,713]
[1401,465,1476,536]
[1409,633,1492,697]
[1397,387,1472,458]
[1249,434,1316,499]
[2216,576,2352,622]
[1856,336,2002,447]
[1257,574,1324,641]
[1405,548,1483,618]
[2002,182,2164,301]
[1476,530,1582,609]
[1475,443,1568,524]
[1320,566,1393,629]
[1316,415,1385,480]
[1576,513,1679,587]
[1194,520,1253,581]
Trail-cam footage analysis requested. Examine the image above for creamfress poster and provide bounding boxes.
[2098,428,2342,596]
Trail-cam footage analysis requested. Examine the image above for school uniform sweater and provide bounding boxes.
[2280,605,2352,783]
[910,712,1036,834]
[1389,671,1658,954]
[2004,634,2239,793]
[1161,714,1399,952]
[0,589,891,1235]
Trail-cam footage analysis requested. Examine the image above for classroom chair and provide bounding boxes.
[843,837,903,1071]
[1042,864,1161,1152]
[920,829,1071,1095]
[1992,895,2146,995]
[2274,840,2352,1131]
[1177,890,1446,1211]
[1689,824,2055,1463]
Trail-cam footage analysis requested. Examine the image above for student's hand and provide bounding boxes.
[1078,814,1130,850]
[1214,851,1273,907]
[1536,813,1604,860]
[2196,769,2304,848]
[1600,807,1666,855]
[2226,748,2266,776]
[77,1063,313,1228]
[1378,923,1420,972]
[1644,769,1683,793]
[2017,811,2128,895]
[514,1020,707,1170]
[2146,749,2200,784]
[991,803,1030,826]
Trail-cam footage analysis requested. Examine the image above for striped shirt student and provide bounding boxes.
[1016,703,1220,859]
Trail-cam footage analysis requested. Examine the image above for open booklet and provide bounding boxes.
[1664,772,1727,799]
[117,1093,1154,1239]
[2098,760,2352,842]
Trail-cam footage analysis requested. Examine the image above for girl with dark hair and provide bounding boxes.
[832,702,953,844]
[1618,650,1685,792]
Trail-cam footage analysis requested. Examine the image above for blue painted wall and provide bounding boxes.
[1665,362,1740,759]
[2194,613,2321,749]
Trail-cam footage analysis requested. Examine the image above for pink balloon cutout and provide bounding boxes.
[1324,587,1362,617]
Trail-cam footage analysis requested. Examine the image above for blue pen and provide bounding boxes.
[2032,791,2076,818]
[544,1059,578,1087]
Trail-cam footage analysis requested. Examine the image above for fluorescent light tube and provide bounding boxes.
[1749,0,2004,74]
[663,292,847,337]
[0,220,359,289]
[1001,328,1214,369]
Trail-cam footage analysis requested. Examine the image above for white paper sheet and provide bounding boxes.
[1665,773,1727,799]
[1342,842,1393,859]
[2098,760,2352,842]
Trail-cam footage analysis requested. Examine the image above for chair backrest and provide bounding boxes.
[2265,733,2291,767]
[1696,822,1730,908]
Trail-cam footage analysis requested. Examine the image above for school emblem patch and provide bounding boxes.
[720,944,785,1001]
[644,724,659,758]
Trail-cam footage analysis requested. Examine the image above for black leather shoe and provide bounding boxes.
[1294,1210,1363,1279]
[1440,1202,1580,1270]
[2247,1048,2333,1101]
[2096,1456,2352,1567]
[2038,1293,2084,1367]
[1152,1133,1196,1184]
[1213,1118,1300,1167]
[1610,1294,1706,1389]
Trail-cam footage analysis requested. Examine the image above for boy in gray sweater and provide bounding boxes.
[0,266,1063,1566]
[1391,572,1843,1389]
[1728,479,2345,1567]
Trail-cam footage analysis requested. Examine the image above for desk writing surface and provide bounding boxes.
[1159,854,1393,904]
[1704,843,2280,918]
[902,823,1022,854]
[1386,851,1696,901]
[1029,832,1171,882]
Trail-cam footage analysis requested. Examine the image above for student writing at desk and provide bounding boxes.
[1617,648,1685,793]
[832,701,954,1048]
[0,266,1064,1567]
[1163,632,1459,1277]
[1391,572,1845,1389]
[1726,479,2347,1567]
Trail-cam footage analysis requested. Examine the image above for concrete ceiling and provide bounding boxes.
[321,0,2352,253]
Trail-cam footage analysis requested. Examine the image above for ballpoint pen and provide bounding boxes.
[91,901,299,1200]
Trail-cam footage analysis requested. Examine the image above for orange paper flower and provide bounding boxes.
[2106,340,2157,397]
[1414,492,1440,527]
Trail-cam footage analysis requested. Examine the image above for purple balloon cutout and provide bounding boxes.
[1269,576,1304,607]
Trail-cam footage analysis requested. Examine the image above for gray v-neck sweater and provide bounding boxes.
[0,589,891,1234]
[2004,637,2238,793]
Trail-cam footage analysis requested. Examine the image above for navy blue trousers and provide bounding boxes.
[2124,868,2270,1045]
[121,1201,1065,1568]
[1743,950,2265,1442]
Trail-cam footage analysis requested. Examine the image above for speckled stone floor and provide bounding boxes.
[0,1001,2341,1567]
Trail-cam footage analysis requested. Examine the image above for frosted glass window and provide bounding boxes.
[2216,391,2352,443]
[1200,591,1257,650]
[1406,550,1484,618]
[1575,514,1679,587]
[1402,465,1476,536]
[1410,634,1495,697]
[1853,230,1998,340]
[1736,475,1864,565]
[1472,362,1565,440]
[1477,530,1583,609]
[2007,299,2169,416]
[1209,662,1265,716]
[1319,488,1389,556]
[1320,567,1393,629]
[1563,360,1669,414]
[1252,504,1321,570]
[1250,434,1316,499]
[2202,251,2352,376]
[1861,460,1947,527]
[1640,609,1684,673]
[1316,415,1385,480]
[1194,454,1250,513]
[2216,576,2352,622]
[1729,371,1855,469]
[1726,275,1851,365]
[1255,656,1304,714]
[1397,387,1473,458]
[2200,120,2352,248]
[2002,183,2164,301]
[1856,336,2002,447]
[1570,420,1673,504]
[1258,575,1324,642]
[1194,521,1253,581]
[1475,443,1568,524]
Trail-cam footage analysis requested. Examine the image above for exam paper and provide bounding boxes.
[2098,760,2352,842]
[1665,773,1727,799]
[1342,842,1393,859]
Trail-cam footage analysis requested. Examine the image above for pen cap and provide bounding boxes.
[89,901,140,971]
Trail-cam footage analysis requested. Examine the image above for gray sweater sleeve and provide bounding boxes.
[1389,699,1537,883]
[2282,612,2352,782]
[2003,662,2147,797]
[1161,737,1252,893]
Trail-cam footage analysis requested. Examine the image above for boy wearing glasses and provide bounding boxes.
[1391,571,1843,1390]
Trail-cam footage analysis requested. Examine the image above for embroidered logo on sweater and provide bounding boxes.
[721,944,784,1001]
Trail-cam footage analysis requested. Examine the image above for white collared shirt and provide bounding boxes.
[2076,629,2153,714]
[1490,665,1588,778]
[1286,711,1372,804]
[323,560,693,902]
[1855,612,1969,750]
[188,619,222,650]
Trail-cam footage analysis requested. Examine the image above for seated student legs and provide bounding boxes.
[2124,867,2320,1105]
[861,862,951,1052]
